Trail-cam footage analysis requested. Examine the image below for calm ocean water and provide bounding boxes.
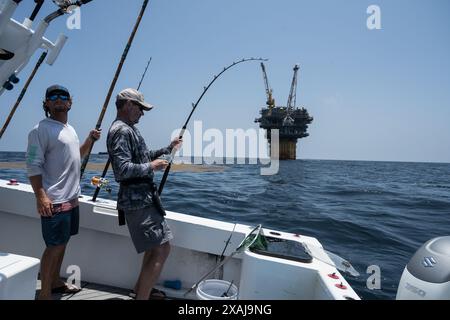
[1,151,449,300]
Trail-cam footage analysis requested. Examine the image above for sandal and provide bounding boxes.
[149,288,166,300]
[129,288,166,300]
[51,283,82,294]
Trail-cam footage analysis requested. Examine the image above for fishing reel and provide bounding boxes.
[52,0,78,13]
[158,154,173,162]
[91,176,112,193]
[46,0,93,23]
[52,0,70,8]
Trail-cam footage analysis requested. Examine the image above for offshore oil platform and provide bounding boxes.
[255,63,313,160]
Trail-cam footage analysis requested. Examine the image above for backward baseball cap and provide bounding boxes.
[116,88,154,111]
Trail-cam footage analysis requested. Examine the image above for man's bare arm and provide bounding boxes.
[29,175,53,217]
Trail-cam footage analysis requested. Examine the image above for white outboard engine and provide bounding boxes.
[396,236,450,300]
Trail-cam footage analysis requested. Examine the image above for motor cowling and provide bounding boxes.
[396,236,450,300]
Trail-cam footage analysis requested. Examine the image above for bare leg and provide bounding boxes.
[52,245,67,288]
[134,242,170,300]
[133,250,154,293]
[37,244,66,300]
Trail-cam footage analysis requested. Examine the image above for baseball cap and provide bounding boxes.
[46,85,70,99]
[116,88,154,111]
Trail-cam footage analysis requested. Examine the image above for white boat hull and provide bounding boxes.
[0,179,360,300]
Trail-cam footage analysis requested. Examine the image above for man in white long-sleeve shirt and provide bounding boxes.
[26,85,101,300]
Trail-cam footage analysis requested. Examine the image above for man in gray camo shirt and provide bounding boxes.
[107,88,181,300]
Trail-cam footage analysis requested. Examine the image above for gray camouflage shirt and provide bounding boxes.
[107,119,172,210]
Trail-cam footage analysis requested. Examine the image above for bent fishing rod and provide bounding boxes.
[91,57,152,202]
[158,57,267,195]
[80,0,150,179]
[0,51,47,140]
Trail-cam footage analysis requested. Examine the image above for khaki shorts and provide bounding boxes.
[124,205,173,254]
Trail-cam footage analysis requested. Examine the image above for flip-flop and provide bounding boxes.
[149,288,166,300]
[51,283,82,294]
[129,288,167,300]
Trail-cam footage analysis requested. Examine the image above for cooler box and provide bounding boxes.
[0,252,40,300]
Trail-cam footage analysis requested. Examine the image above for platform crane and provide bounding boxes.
[283,64,299,126]
[260,62,276,113]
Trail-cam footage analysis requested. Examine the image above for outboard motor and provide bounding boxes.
[396,236,450,300]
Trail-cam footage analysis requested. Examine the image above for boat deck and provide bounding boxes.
[36,280,133,300]
[35,280,188,300]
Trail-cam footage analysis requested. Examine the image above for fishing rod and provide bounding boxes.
[80,0,150,180]
[0,0,93,95]
[30,0,45,22]
[219,223,237,261]
[184,224,262,297]
[214,223,237,279]
[90,57,152,202]
[0,51,48,140]
[137,57,152,91]
[158,57,267,195]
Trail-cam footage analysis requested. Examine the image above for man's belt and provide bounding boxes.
[119,177,154,187]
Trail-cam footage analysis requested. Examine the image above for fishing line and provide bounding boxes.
[158,57,267,195]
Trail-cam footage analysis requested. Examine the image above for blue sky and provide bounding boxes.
[1,0,449,163]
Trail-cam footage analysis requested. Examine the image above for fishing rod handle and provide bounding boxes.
[158,162,171,195]
[157,127,185,195]
[166,127,186,159]
[80,142,94,178]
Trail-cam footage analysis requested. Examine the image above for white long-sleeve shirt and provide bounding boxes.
[26,118,81,204]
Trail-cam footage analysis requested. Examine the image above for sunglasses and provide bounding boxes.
[131,101,146,112]
[47,94,70,102]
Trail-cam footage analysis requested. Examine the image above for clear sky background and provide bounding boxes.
[1,0,449,163]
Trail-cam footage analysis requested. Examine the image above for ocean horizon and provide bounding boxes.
[0,151,449,300]
[0,151,448,165]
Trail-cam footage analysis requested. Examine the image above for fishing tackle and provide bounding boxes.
[184,224,262,297]
[80,0,150,179]
[0,51,48,139]
[158,57,268,195]
[90,176,112,193]
[0,0,94,97]
[90,57,152,202]
[46,0,94,23]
